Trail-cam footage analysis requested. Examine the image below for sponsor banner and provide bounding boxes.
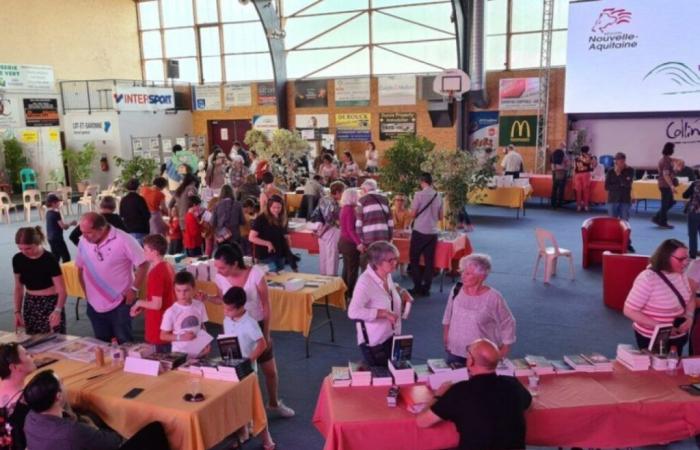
[378,75,416,106]
[19,129,39,143]
[0,95,22,128]
[296,114,329,140]
[336,113,371,141]
[335,78,371,106]
[379,112,416,141]
[23,98,59,126]
[498,115,537,147]
[65,115,115,141]
[224,83,252,107]
[48,129,60,142]
[295,80,328,108]
[499,78,540,111]
[468,111,499,151]
[0,64,54,91]
[194,85,222,110]
[253,115,279,139]
[257,82,276,106]
[113,87,174,112]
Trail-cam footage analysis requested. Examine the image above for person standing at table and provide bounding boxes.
[550,143,569,209]
[356,179,393,270]
[605,152,635,252]
[141,177,169,236]
[500,144,524,179]
[652,142,677,229]
[409,173,443,297]
[76,212,147,343]
[159,271,210,358]
[212,185,245,249]
[416,338,532,450]
[250,194,295,272]
[316,181,345,276]
[348,241,413,366]
[339,152,360,187]
[212,243,295,419]
[624,239,694,353]
[13,227,67,334]
[442,254,515,364]
[119,179,151,246]
[574,146,595,212]
[318,154,339,186]
[259,171,283,211]
[338,188,362,297]
[364,141,379,173]
[168,172,199,232]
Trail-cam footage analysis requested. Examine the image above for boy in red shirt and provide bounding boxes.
[130,234,175,352]
[184,195,204,257]
[168,207,183,255]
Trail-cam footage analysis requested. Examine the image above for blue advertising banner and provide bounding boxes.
[468,111,499,151]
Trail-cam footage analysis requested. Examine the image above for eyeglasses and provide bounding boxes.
[94,246,104,262]
[384,257,398,264]
[672,255,689,262]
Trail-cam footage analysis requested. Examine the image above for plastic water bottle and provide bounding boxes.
[667,346,679,375]
[110,338,122,367]
[642,171,649,180]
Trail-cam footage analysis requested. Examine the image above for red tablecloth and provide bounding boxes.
[313,365,700,450]
[528,174,607,204]
[289,229,320,254]
[392,233,472,270]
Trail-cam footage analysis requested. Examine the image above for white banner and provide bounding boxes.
[378,75,416,106]
[65,115,115,141]
[0,64,54,91]
[295,114,329,129]
[0,95,22,128]
[335,78,370,106]
[112,86,175,112]
[224,83,252,107]
[194,85,222,110]
[499,78,540,111]
[253,115,278,139]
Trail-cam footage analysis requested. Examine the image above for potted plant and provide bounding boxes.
[113,155,159,187]
[380,135,435,198]
[244,128,310,190]
[2,138,28,193]
[63,143,97,192]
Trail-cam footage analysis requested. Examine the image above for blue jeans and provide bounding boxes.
[689,212,700,259]
[129,232,147,246]
[87,301,133,344]
[607,202,631,221]
[446,352,466,365]
[263,255,286,272]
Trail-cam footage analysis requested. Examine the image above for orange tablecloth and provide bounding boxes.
[47,357,267,450]
[392,232,472,270]
[632,179,688,201]
[285,192,303,212]
[289,229,320,254]
[469,185,532,209]
[314,365,700,450]
[527,174,607,203]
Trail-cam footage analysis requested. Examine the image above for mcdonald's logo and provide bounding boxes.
[510,120,531,142]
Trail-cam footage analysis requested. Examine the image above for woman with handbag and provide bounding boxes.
[624,239,695,353]
[348,241,413,366]
[212,185,245,249]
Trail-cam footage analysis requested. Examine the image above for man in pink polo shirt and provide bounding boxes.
[76,212,148,343]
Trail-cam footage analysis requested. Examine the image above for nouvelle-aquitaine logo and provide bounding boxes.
[588,8,637,52]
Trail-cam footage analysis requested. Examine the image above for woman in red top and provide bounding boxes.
[141,177,169,236]
[184,195,204,257]
[130,234,175,351]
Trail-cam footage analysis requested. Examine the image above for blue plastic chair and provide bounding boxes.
[20,168,38,192]
[598,155,614,170]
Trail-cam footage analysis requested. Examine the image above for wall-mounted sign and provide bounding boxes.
[0,95,22,128]
[257,82,276,106]
[224,83,252,107]
[335,78,370,106]
[112,86,175,112]
[468,111,499,151]
[193,85,222,110]
[378,75,416,106]
[252,115,279,139]
[23,98,59,126]
[294,80,328,107]
[336,113,371,141]
[379,112,416,140]
[498,115,537,147]
[498,78,540,111]
[0,64,54,91]
[19,129,39,143]
[65,115,114,141]
[296,114,329,140]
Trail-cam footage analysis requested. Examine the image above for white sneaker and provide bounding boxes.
[268,400,295,418]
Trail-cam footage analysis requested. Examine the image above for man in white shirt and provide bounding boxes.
[501,144,524,179]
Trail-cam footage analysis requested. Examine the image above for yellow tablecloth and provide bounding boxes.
[285,192,303,212]
[632,180,688,201]
[45,356,267,450]
[469,185,533,209]
[61,261,85,298]
[199,272,347,337]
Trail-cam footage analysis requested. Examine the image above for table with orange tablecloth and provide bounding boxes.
[468,185,532,218]
[527,174,607,204]
[285,192,304,213]
[45,357,267,450]
[313,364,700,450]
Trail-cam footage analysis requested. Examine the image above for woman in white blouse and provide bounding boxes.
[364,141,378,173]
[348,241,413,366]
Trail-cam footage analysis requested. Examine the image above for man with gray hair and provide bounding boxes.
[355,179,393,269]
[417,338,532,450]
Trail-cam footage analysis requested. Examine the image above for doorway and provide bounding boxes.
[207,119,252,155]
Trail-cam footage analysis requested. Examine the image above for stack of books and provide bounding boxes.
[370,366,394,386]
[388,335,415,385]
[427,358,450,373]
[348,361,372,386]
[496,359,515,376]
[410,363,431,383]
[616,344,650,371]
[524,355,556,375]
[428,360,469,390]
[563,354,597,372]
[125,343,155,358]
[182,357,253,381]
[503,358,535,377]
[581,352,614,372]
[550,360,576,374]
[331,366,352,387]
[145,352,188,371]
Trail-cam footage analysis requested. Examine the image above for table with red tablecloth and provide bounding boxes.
[392,232,472,270]
[313,365,700,450]
[527,174,607,204]
[289,229,321,254]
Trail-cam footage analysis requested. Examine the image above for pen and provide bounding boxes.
[86,373,106,380]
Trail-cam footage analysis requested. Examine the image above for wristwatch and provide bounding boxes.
[130,286,139,293]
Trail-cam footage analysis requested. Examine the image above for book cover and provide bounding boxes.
[427,358,450,372]
[217,334,243,360]
[391,335,413,362]
[648,324,673,355]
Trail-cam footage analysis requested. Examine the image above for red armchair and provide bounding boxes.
[581,217,631,268]
[602,251,649,311]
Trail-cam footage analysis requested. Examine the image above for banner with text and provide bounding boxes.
[379,112,416,140]
[253,115,279,139]
[335,78,370,106]
[499,115,537,147]
[194,85,222,110]
[336,113,371,141]
[65,115,115,141]
[257,82,276,106]
[23,98,59,126]
[295,80,328,108]
[0,64,54,91]
[468,111,499,151]
[498,78,540,111]
[378,75,416,106]
[0,95,22,128]
[224,83,252,107]
[113,87,174,112]
[296,114,329,140]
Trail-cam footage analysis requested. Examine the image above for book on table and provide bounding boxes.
[427,358,450,373]
[563,354,596,372]
[428,364,468,391]
[370,366,394,386]
[648,324,673,355]
[401,384,433,414]
[496,359,515,376]
[550,359,576,374]
[389,335,415,385]
[504,358,535,377]
[217,334,243,360]
[331,367,352,387]
[581,352,614,372]
[348,361,372,386]
[182,357,253,381]
[616,344,650,371]
[524,355,556,375]
[410,363,431,382]
[145,352,188,371]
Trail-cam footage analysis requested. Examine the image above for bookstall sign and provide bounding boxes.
[23,98,59,126]
[336,113,371,141]
[0,64,54,91]
[295,80,328,107]
[224,83,252,107]
[468,111,499,151]
[379,112,416,140]
[499,78,540,111]
[378,75,416,106]
[499,115,537,147]
[296,114,329,140]
[257,82,276,106]
[335,78,370,106]
[253,115,279,139]
[194,85,222,110]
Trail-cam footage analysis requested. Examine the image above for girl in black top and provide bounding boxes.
[12,227,67,334]
[249,194,292,272]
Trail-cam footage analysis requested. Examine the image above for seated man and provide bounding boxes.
[23,370,170,450]
[417,338,532,450]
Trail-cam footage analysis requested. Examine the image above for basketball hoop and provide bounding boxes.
[433,69,471,103]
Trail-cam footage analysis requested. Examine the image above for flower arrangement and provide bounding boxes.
[244,128,310,189]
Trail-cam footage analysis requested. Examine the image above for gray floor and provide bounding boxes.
[1,198,697,449]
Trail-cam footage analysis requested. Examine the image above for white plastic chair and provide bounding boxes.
[22,189,43,223]
[58,186,74,216]
[77,185,99,214]
[533,228,575,284]
[0,192,17,223]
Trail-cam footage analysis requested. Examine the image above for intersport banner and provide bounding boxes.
[113,87,175,112]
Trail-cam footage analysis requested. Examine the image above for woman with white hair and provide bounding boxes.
[442,253,516,364]
[348,241,413,366]
[228,154,248,191]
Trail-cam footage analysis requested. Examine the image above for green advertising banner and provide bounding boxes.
[498,115,537,147]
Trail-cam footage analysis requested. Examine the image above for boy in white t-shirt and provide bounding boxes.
[221,286,275,450]
[160,271,210,356]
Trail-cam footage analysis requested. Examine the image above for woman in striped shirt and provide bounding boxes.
[624,239,695,353]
